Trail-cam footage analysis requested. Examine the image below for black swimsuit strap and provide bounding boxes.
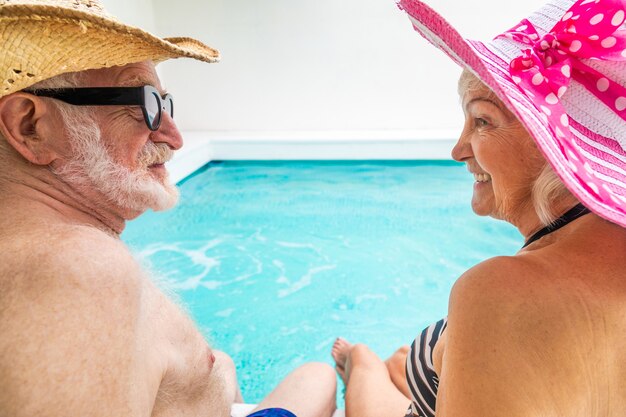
[522,203,591,249]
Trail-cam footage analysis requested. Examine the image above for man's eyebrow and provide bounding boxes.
[117,76,168,94]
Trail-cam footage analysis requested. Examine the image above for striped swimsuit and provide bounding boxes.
[404,318,447,417]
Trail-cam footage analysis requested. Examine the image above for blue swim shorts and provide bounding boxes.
[246,408,297,417]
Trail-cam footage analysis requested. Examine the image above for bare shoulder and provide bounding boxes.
[438,254,617,416]
[445,255,554,361]
[0,225,151,416]
[1,224,143,295]
[448,255,547,315]
[447,254,606,350]
[0,224,145,321]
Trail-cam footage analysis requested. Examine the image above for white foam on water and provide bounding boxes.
[231,334,245,355]
[315,337,336,352]
[273,259,288,284]
[138,240,222,290]
[277,264,337,298]
[276,241,330,261]
[200,280,222,290]
[230,255,263,284]
[280,327,300,336]
[252,230,268,242]
[215,308,235,318]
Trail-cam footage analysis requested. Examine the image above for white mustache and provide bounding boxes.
[138,142,174,166]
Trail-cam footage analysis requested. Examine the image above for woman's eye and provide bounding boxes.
[475,118,489,127]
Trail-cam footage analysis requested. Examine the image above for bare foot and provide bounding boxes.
[331,337,353,385]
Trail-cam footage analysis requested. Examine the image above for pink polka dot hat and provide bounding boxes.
[398,0,626,228]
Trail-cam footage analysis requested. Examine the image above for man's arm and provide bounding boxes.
[0,228,158,417]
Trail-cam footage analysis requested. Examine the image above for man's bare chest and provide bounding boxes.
[141,281,218,415]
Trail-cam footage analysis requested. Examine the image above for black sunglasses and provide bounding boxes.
[23,85,174,131]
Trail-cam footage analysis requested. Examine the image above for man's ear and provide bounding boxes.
[0,93,60,165]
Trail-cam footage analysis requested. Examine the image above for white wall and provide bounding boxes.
[102,0,546,139]
[100,0,157,33]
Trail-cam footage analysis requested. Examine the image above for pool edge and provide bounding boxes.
[167,130,458,184]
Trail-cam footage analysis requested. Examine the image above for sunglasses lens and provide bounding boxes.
[164,95,174,119]
[144,89,161,130]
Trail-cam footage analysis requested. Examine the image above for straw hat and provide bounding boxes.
[0,0,220,97]
[398,0,626,228]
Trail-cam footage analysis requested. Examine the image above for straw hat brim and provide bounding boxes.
[398,0,626,228]
[1,4,220,97]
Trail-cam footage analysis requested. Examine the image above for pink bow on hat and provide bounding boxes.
[496,0,626,201]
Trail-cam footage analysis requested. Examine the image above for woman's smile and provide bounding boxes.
[472,172,492,183]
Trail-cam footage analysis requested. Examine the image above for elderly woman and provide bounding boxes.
[331,0,626,416]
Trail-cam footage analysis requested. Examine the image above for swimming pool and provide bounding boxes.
[122,161,522,404]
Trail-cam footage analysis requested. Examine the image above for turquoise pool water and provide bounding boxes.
[122,161,522,404]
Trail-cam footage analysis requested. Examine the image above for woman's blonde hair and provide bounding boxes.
[531,164,575,225]
[458,69,574,226]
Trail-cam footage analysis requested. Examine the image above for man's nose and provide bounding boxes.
[151,113,183,150]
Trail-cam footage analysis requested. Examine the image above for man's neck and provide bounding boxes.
[1,166,131,236]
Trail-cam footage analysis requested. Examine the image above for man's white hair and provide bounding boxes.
[8,71,179,212]
[0,73,83,177]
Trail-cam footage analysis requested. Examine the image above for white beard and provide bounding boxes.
[53,110,179,213]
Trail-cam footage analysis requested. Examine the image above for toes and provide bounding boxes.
[332,337,352,354]
[331,337,352,365]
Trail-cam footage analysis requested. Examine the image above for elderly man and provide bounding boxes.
[0,1,336,416]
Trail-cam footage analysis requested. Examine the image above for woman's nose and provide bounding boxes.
[451,128,473,162]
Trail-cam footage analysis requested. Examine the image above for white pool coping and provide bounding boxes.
[167,130,457,183]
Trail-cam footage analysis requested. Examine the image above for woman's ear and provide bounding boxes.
[0,93,60,165]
